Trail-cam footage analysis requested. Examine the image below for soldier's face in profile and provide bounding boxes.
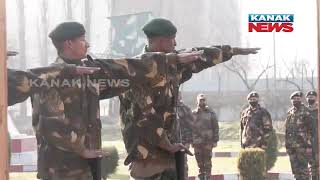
[159,36,176,53]
[67,35,89,59]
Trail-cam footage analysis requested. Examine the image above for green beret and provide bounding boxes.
[247,91,259,100]
[142,18,177,38]
[49,22,85,42]
[290,91,303,99]
[306,90,317,97]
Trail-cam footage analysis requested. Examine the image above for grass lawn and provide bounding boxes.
[9,140,292,180]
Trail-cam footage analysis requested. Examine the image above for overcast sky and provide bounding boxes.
[6,0,318,78]
[240,0,317,78]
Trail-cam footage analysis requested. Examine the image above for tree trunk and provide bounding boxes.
[66,0,73,20]
[17,0,27,117]
[84,0,91,43]
[40,0,49,66]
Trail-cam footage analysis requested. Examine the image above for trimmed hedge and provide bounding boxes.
[237,148,266,180]
[265,129,278,171]
[101,146,119,180]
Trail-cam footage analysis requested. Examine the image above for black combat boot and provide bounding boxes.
[204,174,211,180]
[198,173,205,180]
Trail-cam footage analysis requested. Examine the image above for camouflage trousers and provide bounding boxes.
[130,169,177,180]
[309,152,319,180]
[193,143,214,177]
[39,157,102,180]
[287,147,312,180]
[183,143,190,179]
[40,168,92,180]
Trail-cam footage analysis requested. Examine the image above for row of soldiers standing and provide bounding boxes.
[285,91,318,180]
[176,90,319,180]
[239,91,319,180]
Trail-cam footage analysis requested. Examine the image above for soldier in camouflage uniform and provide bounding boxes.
[191,94,219,180]
[240,91,273,150]
[172,92,194,179]
[119,18,259,180]
[8,22,202,180]
[305,91,319,180]
[285,91,313,180]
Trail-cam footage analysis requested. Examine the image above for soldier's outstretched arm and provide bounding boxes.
[8,69,42,106]
[178,46,260,84]
[87,51,203,99]
[8,65,100,106]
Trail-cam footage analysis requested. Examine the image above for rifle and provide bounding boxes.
[175,101,185,180]
[87,158,102,180]
[175,151,185,180]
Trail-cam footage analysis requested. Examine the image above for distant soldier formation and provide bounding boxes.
[284,91,318,180]
[6,17,318,180]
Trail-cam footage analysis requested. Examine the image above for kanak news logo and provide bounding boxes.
[248,14,294,32]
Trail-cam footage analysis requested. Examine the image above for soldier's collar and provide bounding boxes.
[292,104,304,111]
[58,55,83,66]
[142,45,178,53]
[196,106,209,112]
[307,103,318,110]
[249,104,260,110]
[177,101,184,106]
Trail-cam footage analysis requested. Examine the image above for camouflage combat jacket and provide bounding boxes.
[240,105,273,149]
[285,104,313,150]
[8,53,180,179]
[307,104,318,154]
[119,46,233,168]
[191,106,219,145]
[172,101,194,144]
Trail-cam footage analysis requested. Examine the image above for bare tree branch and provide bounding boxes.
[281,58,295,78]
[279,78,301,91]
[224,63,251,90]
[224,57,272,92]
[304,64,316,90]
[250,64,274,90]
